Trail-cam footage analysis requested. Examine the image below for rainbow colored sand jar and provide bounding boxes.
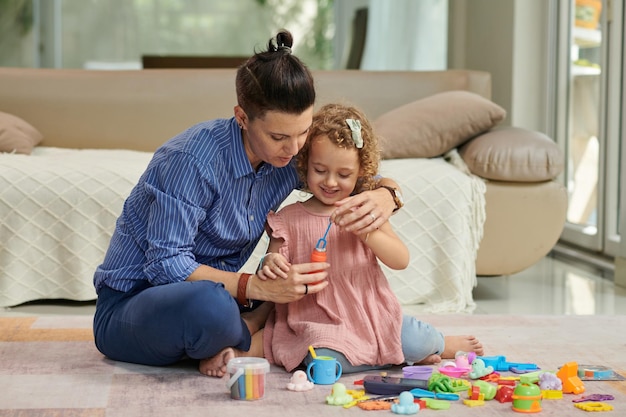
[226,357,270,400]
[512,383,542,413]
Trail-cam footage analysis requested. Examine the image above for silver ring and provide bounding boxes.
[304,284,309,295]
[369,212,376,222]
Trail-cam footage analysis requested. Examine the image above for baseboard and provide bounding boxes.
[550,242,615,279]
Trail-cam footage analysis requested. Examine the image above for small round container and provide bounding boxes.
[226,357,270,400]
[402,365,433,380]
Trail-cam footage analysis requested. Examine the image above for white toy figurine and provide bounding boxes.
[286,370,315,391]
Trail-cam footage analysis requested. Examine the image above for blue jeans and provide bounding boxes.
[304,315,444,374]
[93,280,251,366]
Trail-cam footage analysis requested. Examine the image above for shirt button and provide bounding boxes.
[249,215,254,221]
[220,261,226,267]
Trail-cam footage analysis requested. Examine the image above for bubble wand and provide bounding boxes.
[315,218,332,250]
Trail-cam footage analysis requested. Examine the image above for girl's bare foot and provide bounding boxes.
[441,335,484,359]
[415,353,442,365]
[199,347,237,377]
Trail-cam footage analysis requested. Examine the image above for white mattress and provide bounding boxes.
[0,147,152,307]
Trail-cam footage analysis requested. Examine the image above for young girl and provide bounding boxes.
[260,103,484,373]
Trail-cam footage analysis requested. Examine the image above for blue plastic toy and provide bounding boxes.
[391,391,420,415]
[477,355,539,372]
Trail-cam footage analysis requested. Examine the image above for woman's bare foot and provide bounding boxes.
[441,335,484,359]
[199,303,273,378]
[199,347,237,377]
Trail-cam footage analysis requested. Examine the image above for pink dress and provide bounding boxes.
[263,202,404,372]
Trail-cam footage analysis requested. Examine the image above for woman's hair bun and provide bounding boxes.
[272,30,293,53]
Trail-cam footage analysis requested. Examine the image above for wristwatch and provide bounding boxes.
[380,185,404,212]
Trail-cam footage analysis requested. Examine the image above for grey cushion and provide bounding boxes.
[459,127,564,182]
[374,91,506,159]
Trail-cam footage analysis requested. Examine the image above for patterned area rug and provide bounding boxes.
[1,314,624,416]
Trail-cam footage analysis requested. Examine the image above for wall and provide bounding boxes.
[448,0,552,133]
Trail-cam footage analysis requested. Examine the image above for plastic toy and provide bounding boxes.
[463,399,485,407]
[342,390,370,409]
[472,380,497,400]
[391,391,420,415]
[439,363,470,378]
[468,358,494,379]
[538,372,562,390]
[479,371,501,383]
[468,385,484,401]
[578,365,624,380]
[478,355,539,372]
[402,365,433,380]
[286,370,314,391]
[448,378,472,392]
[541,390,563,400]
[423,398,451,410]
[519,370,543,385]
[358,400,391,410]
[326,383,354,406]
[495,386,514,403]
[454,350,477,369]
[427,373,454,393]
[574,402,614,412]
[572,394,614,403]
[512,383,542,413]
[354,394,399,410]
[363,375,428,395]
[409,388,459,401]
[556,362,585,394]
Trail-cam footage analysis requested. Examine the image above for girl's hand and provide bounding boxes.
[249,262,329,304]
[331,187,395,234]
[257,253,291,280]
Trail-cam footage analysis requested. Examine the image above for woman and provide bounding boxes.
[92,30,401,377]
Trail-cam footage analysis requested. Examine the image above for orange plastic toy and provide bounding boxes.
[556,362,585,395]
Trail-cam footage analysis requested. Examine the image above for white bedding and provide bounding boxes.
[380,152,486,313]
[1,147,484,313]
[0,147,152,307]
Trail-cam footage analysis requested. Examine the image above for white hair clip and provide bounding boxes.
[346,119,363,149]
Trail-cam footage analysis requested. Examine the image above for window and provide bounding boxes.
[0,0,334,70]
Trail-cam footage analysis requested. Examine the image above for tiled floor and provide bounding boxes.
[2,253,626,317]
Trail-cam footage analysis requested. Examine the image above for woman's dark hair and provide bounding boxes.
[236,30,315,120]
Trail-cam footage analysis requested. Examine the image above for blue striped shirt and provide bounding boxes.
[93,117,300,293]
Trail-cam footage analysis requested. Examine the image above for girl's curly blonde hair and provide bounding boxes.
[297,103,380,194]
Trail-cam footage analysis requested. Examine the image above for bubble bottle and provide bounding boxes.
[310,219,331,281]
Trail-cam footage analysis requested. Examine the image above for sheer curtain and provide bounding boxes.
[360,0,448,71]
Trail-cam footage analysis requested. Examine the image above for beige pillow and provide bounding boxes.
[459,127,564,182]
[0,111,43,154]
[374,91,506,159]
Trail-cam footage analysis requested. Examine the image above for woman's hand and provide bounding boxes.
[330,186,396,234]
[257,252,291,280]
[248,262,329,304]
